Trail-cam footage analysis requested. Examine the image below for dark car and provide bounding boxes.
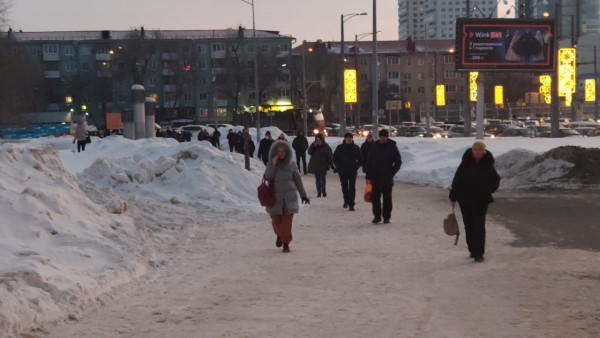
[498,126,531,137]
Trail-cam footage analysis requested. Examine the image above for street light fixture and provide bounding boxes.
[354,31,381,127]
[340,12,367,136]
[240,0,261,147]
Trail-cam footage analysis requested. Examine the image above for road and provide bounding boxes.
[36,178,600,338]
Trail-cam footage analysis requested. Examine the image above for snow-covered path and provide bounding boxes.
[41,177,600,338]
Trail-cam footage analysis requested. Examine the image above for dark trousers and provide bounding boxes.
[296,152,307,174]
[339,172,357,207]
[315,174,326,195]
[229,142,235,152]
[77,140,86,152]
[458,202,488,258]
[371,184,392,220]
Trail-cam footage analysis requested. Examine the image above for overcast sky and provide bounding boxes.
[8,0,405,44]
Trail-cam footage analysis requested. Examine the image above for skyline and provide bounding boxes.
[8,0,400,44]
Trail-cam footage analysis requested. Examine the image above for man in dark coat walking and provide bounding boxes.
[257,131,275,165]
[307,133,334,197]
[226,129,237,152]
[449,141,501,262]
[365,129,402,224]
[333,132,362,211]
[292,130,309,174]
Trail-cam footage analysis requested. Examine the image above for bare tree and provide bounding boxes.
[0,0,11,30]
[112,27,161,85]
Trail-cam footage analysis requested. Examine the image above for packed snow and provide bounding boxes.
[1,130,599,337]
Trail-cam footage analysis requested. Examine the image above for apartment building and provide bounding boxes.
[398,0,501,40]
[2,27,293,127]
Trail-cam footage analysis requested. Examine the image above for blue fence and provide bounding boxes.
[1,124,71,140]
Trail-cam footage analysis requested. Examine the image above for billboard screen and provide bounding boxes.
[455,18,555,71]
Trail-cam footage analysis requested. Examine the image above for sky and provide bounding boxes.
[8,0,402,44]
[1,128,599,336]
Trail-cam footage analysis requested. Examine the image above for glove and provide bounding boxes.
[301,196,311,204]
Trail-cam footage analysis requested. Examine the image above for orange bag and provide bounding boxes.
[364,179,372,203]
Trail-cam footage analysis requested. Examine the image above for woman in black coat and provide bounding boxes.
[449,141,501,262]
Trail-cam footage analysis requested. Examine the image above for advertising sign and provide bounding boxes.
[456,18,554,71]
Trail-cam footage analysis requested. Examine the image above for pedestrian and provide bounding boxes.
[307,133,334,197]
[247,137,256,157]
[257,131,275,165]
[227,129,236,152]
[292,130,308,174]
[235,131,245,153]
[277,132,287,141]
[73,122,88,152]
[212,129,221,149]
[449,141,501,263]
[365,129,402,224]
[360,132,375,173]
[333,132,362,211]
[264,140,311,253]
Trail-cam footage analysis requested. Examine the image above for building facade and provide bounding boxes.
[398,0,500,40]
[2,28,293,128]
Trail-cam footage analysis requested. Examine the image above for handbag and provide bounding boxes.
[85,135,91,144]
[443,206,460,245]
[364,179,372,203]
[257,176,275,206]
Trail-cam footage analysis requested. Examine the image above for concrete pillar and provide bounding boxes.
[132,84,146,139]
[145,97,157,138]
[122,109,134,140]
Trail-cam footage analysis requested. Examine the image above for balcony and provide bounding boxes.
[96,53,112,61]
[44,70,60,78]
[215,99,228,107]
[42,53,59,62]
[212,51,226,59]
[163,84,176,92]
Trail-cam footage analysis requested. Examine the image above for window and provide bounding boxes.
[43,44,58,54]
[388,71,399,79]
[149,77,157,86]
[212,43,225,52]
[402,87,412,94]
[277,44,289,51]
[403,73,412,80]
[199,93,208,101]
[65,62,75,72]
[417,58,425,65]
[360,59,368,66]
[417,73,424,80]
[199,77,207,85]
[405,58,412,66]
[184,92,192,101]
[261,44,268,52]
[81,62,90,71]
[444,55,455,63]
[247,60,255,68]
[95,46,109,54]
[248,92,256,100]
[359,73,368,81]
[387,56,399,65]
[198,60,206,69]
[445,84,457,92]
[197,45,206,54]
[444,70,456,78]
[64,46,75,55]
[80,46,91,55]
[279,90,290,97]
[417,87,425,94]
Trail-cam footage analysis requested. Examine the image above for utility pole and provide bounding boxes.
[595,45,598,121]
[550,2,560,137]
[464,0,472,136]
[372,0,378,130]
[302,41,308,133]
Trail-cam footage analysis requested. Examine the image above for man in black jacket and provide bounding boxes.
[292,130,309,174]
[365,129,402,224]
[257,131,274,165]
[226,129,237,152]
[333,132,362,211]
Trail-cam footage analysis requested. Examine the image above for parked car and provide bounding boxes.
[538,127,582,137]
[428,126,448,138]
[448,125,466,138]
[405,126,428,137]
[497,126,531,137]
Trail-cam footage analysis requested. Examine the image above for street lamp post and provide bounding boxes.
[302,41,308,133]
[340,12,367,137]
[240,0,261,145]
[372,0,378,130]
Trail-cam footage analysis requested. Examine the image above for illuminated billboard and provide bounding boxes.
[455,18,555,71]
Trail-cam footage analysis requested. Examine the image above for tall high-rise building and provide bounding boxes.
[398,0,501,40]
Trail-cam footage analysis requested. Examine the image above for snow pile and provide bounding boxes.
[0,137,265,337]
[0,144,153,336]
